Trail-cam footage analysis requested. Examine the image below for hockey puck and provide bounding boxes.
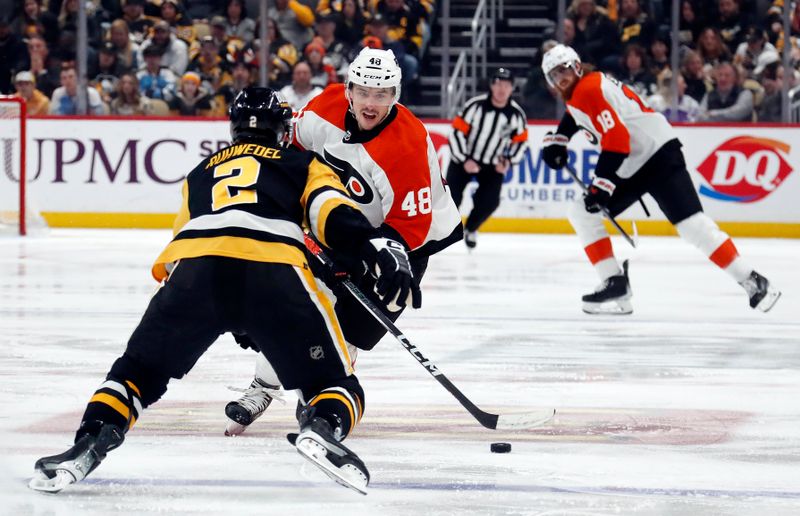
[490,442,511,453]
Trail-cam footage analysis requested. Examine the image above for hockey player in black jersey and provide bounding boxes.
[28,87,419,495]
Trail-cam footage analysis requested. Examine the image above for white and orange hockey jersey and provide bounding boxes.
[566,71,675,179]
[293,84,462,257]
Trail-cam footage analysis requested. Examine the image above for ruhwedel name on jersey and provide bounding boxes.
[1,117,797,235]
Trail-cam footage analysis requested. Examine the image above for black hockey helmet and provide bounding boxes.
[229,87,293,145]
[491,67,514,83]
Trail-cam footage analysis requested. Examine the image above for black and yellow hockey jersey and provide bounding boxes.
[152,141,376,282]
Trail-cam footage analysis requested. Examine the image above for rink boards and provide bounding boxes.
[2,116,798,237]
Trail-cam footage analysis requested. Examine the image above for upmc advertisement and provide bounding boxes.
[1,118,798,236]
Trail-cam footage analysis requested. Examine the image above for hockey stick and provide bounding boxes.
[304,235,555,431]
[565,164,637,248]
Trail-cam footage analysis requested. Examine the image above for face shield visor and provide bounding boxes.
[348,85,397,106]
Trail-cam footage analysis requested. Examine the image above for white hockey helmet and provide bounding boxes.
[346,47,402,105]
[542,44,582,87]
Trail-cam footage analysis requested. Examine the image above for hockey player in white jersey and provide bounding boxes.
[540,44,780,315]
[224,47,463,435]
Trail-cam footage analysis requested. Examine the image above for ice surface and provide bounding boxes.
[1,230,798,515]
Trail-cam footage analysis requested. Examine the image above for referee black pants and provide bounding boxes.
[446,161,504,232]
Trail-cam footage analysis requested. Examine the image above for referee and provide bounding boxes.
[446,68,529,249]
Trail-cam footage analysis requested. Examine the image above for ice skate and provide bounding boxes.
[289,409,370,495]
[225,378,285,436]
[29,424,124,493]
[739,271,781,312]
[582,260,633,315]
[464,230,477,250]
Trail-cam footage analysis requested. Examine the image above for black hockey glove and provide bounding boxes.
[542,131,569,169]
[583,177,616,214]
[362,237,422,309]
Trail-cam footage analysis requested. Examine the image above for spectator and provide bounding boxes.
[57,0,101,46]
[110,73,153,115]
[223,0,256,45]
[304,38,337,88]
[678,0,707,48]
[215,58,254,114]
[160,0,195,46]
[364,14,417,84]
[0,18,25,94]
[335,0,368,47]
[647,71,701,122]
[139,20,189,76]
[522,39,559,120]
[21,35,60,97]
[315,12,350,80]
[757,61,796,122]
[269,0,315,51]
[207,15,242,63]
[109,18,140,72]
[136,44,177,101]
[168,71,214,116]
[279,61,322,110]
[619,43,657,97]
[696,27,732,69]
[698,61,754,121]
[714,0,749,54]
[568,0,620,72]
[263,17,299,88]
[376,0,424,60]
[121,0,154,45]
[13,70,50,116]
[618,0,656,50]
[734,26,778,78]
[648,31,670,79]
[49,65,106,115]
[681,49,710,102]
[90,41,127,104]
[12,0,59,47]
[188,35,233,95]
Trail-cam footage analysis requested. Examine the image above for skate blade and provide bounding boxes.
[28,469,77,493]
[295,437,368,495]
[582,298,633,315]
[756,289,781,313]
[224,420,247,436]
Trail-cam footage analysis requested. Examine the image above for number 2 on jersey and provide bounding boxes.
[401,187,432,216]
[211,156,261,211]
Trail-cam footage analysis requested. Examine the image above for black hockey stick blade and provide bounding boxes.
[304,235,556,430]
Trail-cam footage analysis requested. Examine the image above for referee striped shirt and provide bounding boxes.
[448,94,529,166]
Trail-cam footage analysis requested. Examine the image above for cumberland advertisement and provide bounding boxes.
[3,118,798,232]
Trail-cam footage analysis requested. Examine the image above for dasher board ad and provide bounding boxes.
[2,117,798,233]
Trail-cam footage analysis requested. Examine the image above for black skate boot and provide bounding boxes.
[224,378,284,436]
[288,407,369,495]
[464,230,477,250]
[582,260,633,315]
[29,423,124,493]
[739,271,781,312]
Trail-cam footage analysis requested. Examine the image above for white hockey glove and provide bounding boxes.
[362,238,422,310]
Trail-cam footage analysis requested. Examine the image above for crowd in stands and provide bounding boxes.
[524,0,800,122]
[0,0,434,116]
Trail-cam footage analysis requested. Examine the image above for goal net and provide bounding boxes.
[0,96,46,235]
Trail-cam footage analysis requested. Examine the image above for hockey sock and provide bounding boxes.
[675,213,752,283]
[567,200,620,280]
[307,387,363,440]
[254,352,282,388]
[76,378,143,441]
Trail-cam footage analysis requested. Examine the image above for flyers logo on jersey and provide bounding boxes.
[696,136,793,203]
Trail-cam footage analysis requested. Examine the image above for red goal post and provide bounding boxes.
[0,95,28,235]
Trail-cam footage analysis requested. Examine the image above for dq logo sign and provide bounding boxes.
[696,136,793,203]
